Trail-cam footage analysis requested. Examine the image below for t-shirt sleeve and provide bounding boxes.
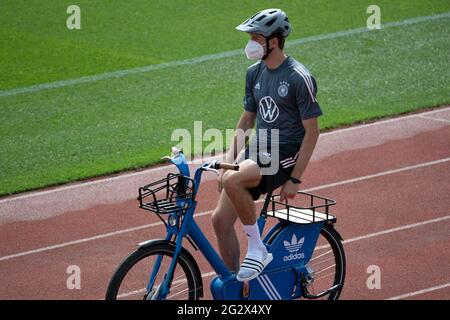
[295,74,323,120]
[243,68,257,113]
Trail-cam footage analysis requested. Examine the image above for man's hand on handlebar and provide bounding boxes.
[214,161,239,193]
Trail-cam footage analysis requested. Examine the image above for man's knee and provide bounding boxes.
[222,162,261,193]
[222,171,238,193]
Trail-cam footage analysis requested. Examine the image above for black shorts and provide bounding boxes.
[235,143,300,200]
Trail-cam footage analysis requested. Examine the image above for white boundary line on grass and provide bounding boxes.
[0,12,449,98]
[0,106,448,204]
[1,157,449,262]
[386,282,450,300]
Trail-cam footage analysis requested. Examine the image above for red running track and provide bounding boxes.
[0,107,449,300]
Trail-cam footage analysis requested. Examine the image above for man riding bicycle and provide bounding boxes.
[212,8,323,282]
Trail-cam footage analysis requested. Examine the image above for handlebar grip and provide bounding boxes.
[215,161,239,171]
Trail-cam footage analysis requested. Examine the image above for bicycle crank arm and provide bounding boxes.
[242,281,250,299]
[301,283,342,299]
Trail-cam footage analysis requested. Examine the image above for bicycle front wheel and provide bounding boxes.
[105,242,202,300]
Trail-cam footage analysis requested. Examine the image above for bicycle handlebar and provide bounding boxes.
[213,161,239,171]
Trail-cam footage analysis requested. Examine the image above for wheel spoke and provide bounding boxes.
[105,244,201,300]
[301,226,345,300]
[116,288,147,299]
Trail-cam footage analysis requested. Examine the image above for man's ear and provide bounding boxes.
[270,37,279,50]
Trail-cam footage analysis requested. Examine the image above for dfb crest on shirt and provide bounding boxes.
[278,81,289,97]
[259,96,279,123]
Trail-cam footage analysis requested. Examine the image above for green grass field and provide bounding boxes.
[1,0,449,196]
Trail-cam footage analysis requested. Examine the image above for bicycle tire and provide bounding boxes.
[315,224,346,300]
[105,242,202,300]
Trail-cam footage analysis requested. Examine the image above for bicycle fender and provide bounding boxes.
[325,224,344,241]
[137,239,170,249]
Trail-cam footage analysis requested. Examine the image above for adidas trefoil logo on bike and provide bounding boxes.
[284,234,304,253]
[283,234,305,262]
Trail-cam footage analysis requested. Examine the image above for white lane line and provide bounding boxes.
[202,271,217,279]
[320,107,450,137]
[1,106,448,205]
[107,216,450,300]
[0,221,163,262]
[386,282,450,300]
[199,215,450,285]
[314,215,450,250]
[1,157,449,262]
[0,210,212,262]
[193,216,450,301]
[418,115,450,124]
[343,215,450,245]
[105,271,218,300]
[0,12,449,98]
[304,157,450,193]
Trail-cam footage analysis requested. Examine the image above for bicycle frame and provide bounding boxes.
[145,152,329,300]
[146,154,234,298]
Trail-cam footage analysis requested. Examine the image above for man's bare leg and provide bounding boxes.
[211,191,240,272]
[222,160,261,225]
[222,160,272,281]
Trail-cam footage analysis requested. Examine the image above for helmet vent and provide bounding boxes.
[255,14,267,22]
[265,17,277,27]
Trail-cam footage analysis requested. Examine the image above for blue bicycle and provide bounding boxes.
[106,149,346,300]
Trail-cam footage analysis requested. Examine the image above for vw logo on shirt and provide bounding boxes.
[259,96,279,123]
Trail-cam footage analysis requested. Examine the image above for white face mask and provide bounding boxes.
[244,40,266,60]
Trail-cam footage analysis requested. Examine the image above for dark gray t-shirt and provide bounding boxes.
[243,56,322,147]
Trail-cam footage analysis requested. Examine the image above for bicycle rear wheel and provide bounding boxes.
[105,242,202,300]
[304,224,346,300]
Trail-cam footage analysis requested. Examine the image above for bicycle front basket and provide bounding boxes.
[138,173,194,214]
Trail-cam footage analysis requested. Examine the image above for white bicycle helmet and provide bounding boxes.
[236,8,291,38]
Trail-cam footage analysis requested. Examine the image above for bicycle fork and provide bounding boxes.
[145,233,183,300]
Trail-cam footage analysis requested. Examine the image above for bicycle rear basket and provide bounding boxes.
[264,191,336,224]
[138,173,194,214]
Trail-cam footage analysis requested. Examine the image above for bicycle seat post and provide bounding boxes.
[260,191,273,216]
